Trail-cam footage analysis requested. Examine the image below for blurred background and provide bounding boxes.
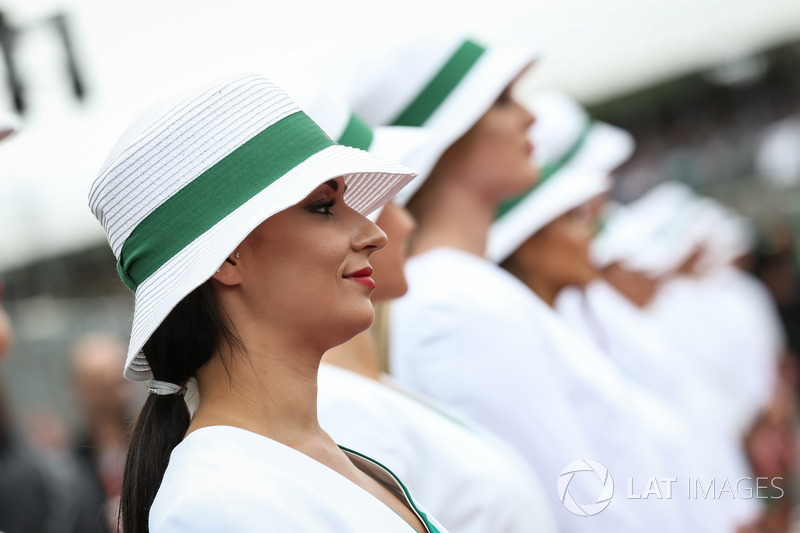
[0,0,799,487]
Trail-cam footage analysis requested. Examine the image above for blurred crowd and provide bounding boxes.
[1,23,799,533]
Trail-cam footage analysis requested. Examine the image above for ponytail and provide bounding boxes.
[119,282,240,533]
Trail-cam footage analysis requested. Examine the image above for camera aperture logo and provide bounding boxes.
[558,459,614,517]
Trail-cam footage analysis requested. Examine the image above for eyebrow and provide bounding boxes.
[324,179,348,193]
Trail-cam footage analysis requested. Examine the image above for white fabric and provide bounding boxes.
[652,270,783,437]
[557,281,760,530]
[391,247,646,533]
[150,425,447,532]
[317,363,558,533]
[557,282,715,419]
[0,112,18,142]
[515,284,736,532]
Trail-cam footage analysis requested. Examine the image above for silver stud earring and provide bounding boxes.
[216,269,220,273]
[234,252,240,258]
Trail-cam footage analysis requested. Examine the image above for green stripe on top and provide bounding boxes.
[391,39,486,127]
[496,119,594,220]
[337,114,374,150]
[116,111,335,291]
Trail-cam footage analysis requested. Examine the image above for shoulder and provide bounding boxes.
[149,428,314,531]
[149,427,419,533]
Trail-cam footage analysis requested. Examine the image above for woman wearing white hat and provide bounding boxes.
[351,36,646,531]
[559,184,765,531]
[491,92,758,532]
[89,73,448,533]
[296,92,558,533]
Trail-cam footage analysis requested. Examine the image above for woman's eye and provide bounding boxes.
[310,199,336,216]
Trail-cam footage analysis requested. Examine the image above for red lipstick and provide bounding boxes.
[343,267,376,290]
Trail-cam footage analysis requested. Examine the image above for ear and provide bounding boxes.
[211,252,243,286]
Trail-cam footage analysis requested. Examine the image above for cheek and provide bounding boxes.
[565,227,595,267]
[254,239,345,310]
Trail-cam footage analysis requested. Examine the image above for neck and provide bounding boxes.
[408,173,495,257]
[190,330,325,447]
[523,276,561,308]
[504,261,561,308]
[322,330,381,381]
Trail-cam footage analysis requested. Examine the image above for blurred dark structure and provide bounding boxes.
[0,9,86,114]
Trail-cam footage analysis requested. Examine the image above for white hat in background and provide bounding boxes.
[0,112,20,143]
[297,88,429,221]
[488,168,612,263]
[696,207,755,274]
[592,184,742,278]
[89,73,417,380]
[623,198,724,276]
[591,182,697,275]
[527,91,634,176]
[352,33,538,205]
[486,91,634,263]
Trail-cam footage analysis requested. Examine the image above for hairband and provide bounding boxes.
[147,379,187,397]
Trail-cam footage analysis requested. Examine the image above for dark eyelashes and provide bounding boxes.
[308,198,336,216]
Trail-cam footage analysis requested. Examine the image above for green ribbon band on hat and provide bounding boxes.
[117,111,335,291]
[337,114,374,151]
[496,119,594,220]
[390,39,486,127]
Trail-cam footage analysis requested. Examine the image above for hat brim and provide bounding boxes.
[0,113,19,143]
[366,125,431,221]
[488,168,611,263]
[393,46,538,206]
[568,122,635,172]
[124,144,416,380]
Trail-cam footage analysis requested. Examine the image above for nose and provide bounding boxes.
[516,100,536,130]
[353,210,388,254]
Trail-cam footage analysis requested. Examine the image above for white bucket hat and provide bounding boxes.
[0,112,19,143]
[697,210,754,273]
[591,182,703,277]
[486,91,634,263]
[487,169,612,263]
[297,88,430,221]
[89,73,417,380]
[352,33,537,205]
[622,198,724,276]
[527,91,634,176]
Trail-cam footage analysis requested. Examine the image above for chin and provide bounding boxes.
[348,304,377,336]
[325,316,375,351]
[372,280,408,302]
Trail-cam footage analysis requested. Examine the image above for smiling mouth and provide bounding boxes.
[343,267,376,290]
